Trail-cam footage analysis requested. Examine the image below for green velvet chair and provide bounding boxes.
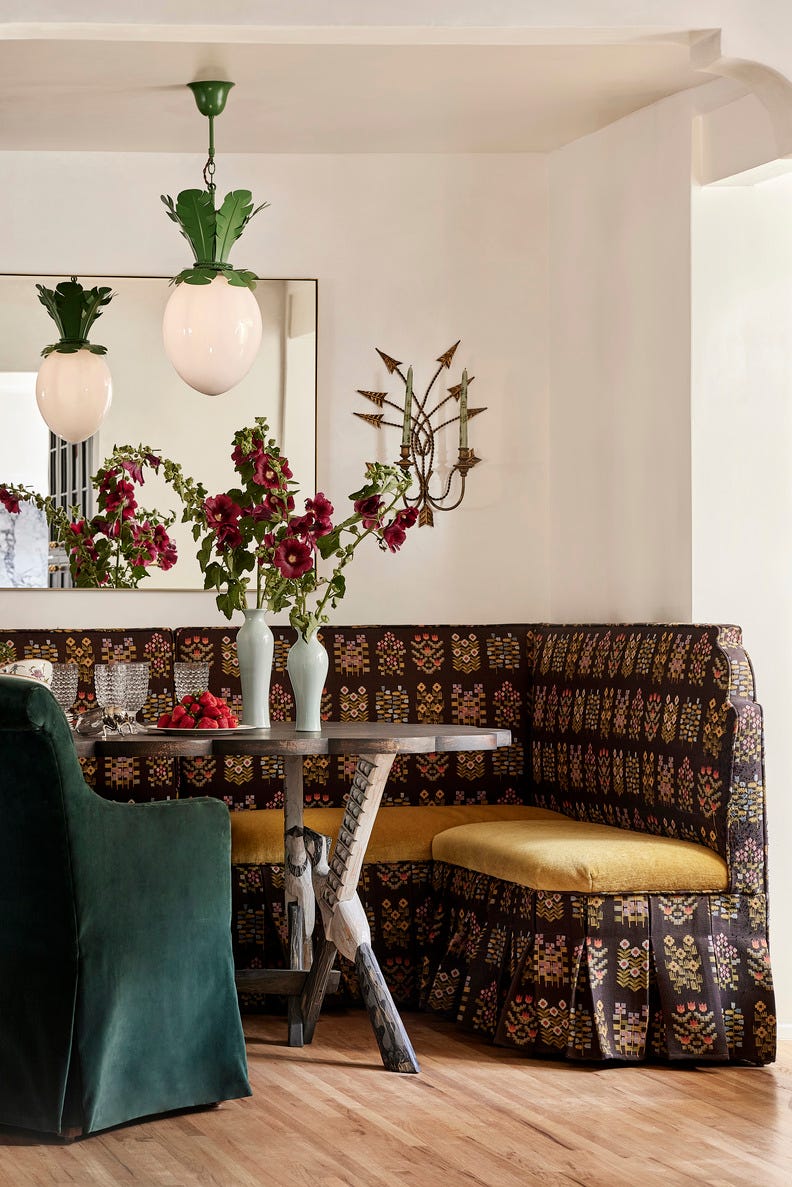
[0,675,251,1137]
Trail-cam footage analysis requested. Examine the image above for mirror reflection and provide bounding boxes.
[0,275,317,590]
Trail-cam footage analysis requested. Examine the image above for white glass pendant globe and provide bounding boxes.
[162,275,263,396]
[35,348,112,444]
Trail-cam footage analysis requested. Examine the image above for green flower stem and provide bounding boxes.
[292,484,408,639]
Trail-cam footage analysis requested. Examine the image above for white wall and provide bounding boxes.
[0,150,549,626]
[692,177,792,1030]
[547,93,694,620]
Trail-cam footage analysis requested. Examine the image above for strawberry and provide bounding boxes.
[157,712,172,728]
[177,715,195,729]
[199,691,216,708]
[181,695,195,707]
[197,717,218,730]
[171,704,186,722]
[227,716,239,728]
[217,716,230,729]
[201,704,222,719]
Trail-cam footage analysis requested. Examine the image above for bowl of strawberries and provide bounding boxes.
[155,691,243,731]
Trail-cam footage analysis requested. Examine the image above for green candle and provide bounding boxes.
[401,366,413,448]
[459,369,468,450]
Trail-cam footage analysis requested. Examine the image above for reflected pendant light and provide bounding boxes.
[34,277,115,443]
[161,80,267,396]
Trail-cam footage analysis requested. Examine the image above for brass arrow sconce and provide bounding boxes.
[354,341,486,526]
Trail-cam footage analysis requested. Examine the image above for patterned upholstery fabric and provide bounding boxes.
[176,625,530,810]
[423,869,774,1063]
[0,628,178,801]
[526,624,760,869]
[0,620,772,1062]
[421,623,775,1064]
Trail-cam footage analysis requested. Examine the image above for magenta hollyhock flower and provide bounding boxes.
[252,452,283,490]
[216,523,242,551]
[288,513,317,540]
[97,467,120,493]
[144,452,162,472]
[353,494,383,529]
[396,505,419,529]
[121,460,144,485]
[0,487,20,514]
[153,524,177,570]
[205,493,242,528]
[103,479,137,519]
[303,493,333,536]
[306,493,333,521]
[205,493,243,551]
[273,536,314,578]
[129,523,157,567]
[381,521,407,553]
[250,494,281,522]
[70,531,98,563]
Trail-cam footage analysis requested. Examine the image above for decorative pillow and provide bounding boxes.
[0,659,54,687]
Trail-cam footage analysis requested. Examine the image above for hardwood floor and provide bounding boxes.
[0,1012,790,1187]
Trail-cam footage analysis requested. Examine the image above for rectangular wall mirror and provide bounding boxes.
[0,275,317,590]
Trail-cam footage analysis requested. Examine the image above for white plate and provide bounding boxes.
[146,723,257,736]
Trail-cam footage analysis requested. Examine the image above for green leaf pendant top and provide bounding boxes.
[162,185,269,287]
[174,189,216,262]
[36,276,115,357]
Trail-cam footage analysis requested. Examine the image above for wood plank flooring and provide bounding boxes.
[0,1012,789,1187]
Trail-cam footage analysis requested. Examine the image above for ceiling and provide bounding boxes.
[0,37,719,154]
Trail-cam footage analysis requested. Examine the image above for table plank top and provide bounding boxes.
[74,721,512,759]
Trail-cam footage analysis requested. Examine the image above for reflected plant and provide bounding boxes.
[0,448,203,589]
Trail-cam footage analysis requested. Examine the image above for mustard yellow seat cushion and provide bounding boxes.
[231,804,566,866]
[431,819,729,894]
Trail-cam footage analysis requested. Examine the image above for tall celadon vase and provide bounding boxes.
[236,608,274,728]
[287,632,329,732]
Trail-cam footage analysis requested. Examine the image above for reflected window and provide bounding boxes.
[0,372,49,588]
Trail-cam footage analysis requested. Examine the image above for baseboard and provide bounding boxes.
[777,1022,792,1041]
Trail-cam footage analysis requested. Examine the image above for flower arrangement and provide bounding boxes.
[0,416,417,613]
[275,464,417,641]
[187,419,296,618]
[193,416,416,633]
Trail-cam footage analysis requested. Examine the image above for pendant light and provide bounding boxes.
[34,277,115,443]
[161,80,267,397]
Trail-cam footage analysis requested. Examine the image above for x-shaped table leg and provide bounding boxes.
[285,751,419,1073]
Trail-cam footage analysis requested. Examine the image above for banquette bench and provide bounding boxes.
[0,622,775,1065]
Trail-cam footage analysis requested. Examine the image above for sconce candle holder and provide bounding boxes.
[354,340,486,526]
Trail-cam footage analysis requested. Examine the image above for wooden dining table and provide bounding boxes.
[75,721,512,1073]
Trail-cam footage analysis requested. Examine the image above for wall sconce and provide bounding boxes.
[35,277,115,443]
[355,340,486,526]
[161,80,268,396]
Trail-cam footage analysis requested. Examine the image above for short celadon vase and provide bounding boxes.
[236,608,274,728]
[287,631,328,732]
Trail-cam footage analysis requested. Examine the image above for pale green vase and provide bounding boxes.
[287,631,328,732]
[236,608,274,728]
